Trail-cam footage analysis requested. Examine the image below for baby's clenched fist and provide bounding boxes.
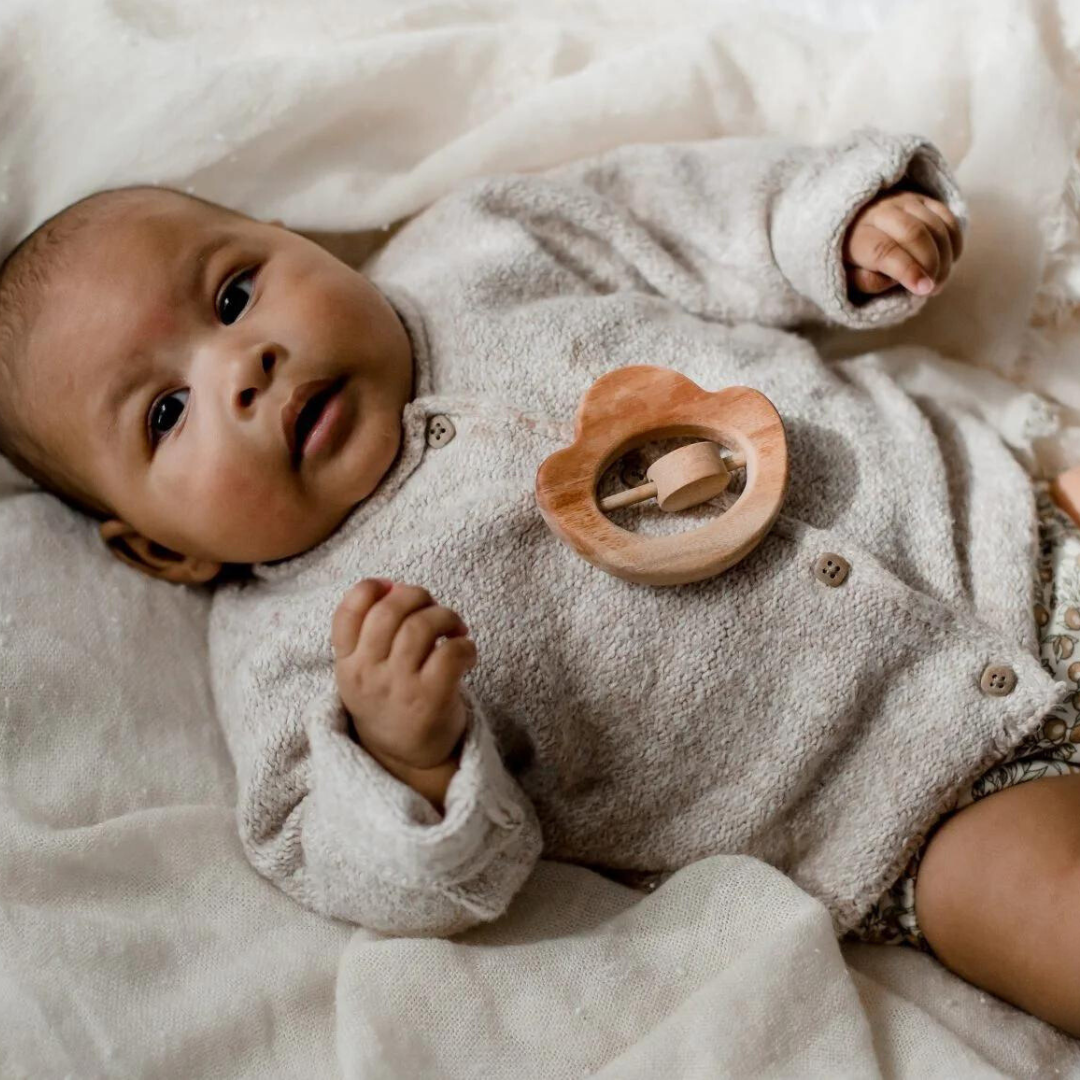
[843,188,963,300]
[332,579,476,770]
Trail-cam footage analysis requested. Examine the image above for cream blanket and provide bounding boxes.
[2,0,1080,1076]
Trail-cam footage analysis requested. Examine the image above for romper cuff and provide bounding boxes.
[771,129,968,329]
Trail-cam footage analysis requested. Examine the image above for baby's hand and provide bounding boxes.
[331,579,476,770]
[843,189,963,300]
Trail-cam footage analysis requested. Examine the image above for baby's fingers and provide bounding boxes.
[391,605,469,672]
[848,267,896,296]
[421,635,478,694]
[849,221,936,296]
[918,195,963,263]
[332,578,392,660]
[360,583,436,662]
[901,200,956,290]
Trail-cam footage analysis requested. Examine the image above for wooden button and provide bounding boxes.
[426,415,455,448]
[813,552,849,587]
[980,665,1017,696]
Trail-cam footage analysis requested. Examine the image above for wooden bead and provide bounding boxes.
[647,441,731,511]
[599,446,746,512]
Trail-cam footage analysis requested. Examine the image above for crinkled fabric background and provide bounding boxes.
[2,1,1080,1077]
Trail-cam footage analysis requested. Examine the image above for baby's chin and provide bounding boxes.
[236,499,362,568]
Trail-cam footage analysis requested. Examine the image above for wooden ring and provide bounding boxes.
[535,365,789,585]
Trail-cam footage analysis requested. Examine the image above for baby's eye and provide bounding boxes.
[148,388,189,443]
[216,268,256,326]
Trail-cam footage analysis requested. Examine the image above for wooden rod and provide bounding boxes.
[599,452,745,513]
[600,482,657,512]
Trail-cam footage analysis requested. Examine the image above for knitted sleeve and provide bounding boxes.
[217,631,542,937]
[533,128,967,330]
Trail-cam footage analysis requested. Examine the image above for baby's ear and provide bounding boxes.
[99,520,221,585]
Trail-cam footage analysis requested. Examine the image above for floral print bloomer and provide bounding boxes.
[856,479,1080,948]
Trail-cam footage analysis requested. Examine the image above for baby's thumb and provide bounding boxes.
[849,267,895,296]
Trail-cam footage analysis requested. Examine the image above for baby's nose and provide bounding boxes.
[236,349,277,409]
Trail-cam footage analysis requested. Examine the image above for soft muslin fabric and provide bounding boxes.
[211,131,1066,938]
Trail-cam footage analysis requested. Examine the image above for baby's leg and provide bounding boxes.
[915,771,1080,1035]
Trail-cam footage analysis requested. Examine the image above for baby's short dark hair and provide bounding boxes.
[0,185,240,517]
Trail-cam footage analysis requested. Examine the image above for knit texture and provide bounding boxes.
[209,131,1067,936]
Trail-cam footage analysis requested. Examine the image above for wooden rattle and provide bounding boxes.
[535,365,789,585]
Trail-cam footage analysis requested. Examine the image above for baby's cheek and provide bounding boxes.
[177,460,294,553]
[210,459,295,520]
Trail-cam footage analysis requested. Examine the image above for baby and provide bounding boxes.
[3,129,1079,1035]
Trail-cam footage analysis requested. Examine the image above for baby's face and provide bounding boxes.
[20,191,412,574]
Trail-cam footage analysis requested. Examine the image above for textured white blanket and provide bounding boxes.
[2,0,1079,1076]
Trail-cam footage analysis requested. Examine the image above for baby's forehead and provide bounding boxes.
[76,190,235,268]
[23,193,242,388]
[62,192,251,314]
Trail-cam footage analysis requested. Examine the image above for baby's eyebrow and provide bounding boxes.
[188,233,236,290]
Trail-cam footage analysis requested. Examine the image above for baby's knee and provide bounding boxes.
[914,776,1080,1032]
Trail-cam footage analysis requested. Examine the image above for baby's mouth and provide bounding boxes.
[287,377,345,467]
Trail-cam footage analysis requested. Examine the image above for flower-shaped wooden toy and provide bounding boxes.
[535,365,789,585]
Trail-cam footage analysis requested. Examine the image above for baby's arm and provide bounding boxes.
[215,583,540,938]
[538,130,967,330]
